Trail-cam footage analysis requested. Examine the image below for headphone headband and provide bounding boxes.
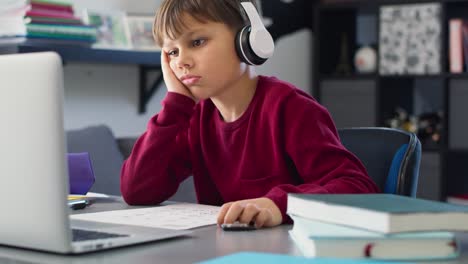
[240,2,265,30]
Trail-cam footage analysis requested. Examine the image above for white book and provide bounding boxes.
[289,214,459,260]
[0,16,26,37]
[289,229,458,260]
[287,194,468,234]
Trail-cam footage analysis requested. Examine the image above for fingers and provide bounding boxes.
[217,202,264,226]
[222,202,245,224]
[217,198,282,229]
[160,51,169,73]
[217,202,232,225]
[254,208,272,228]
[160,51,196,100]
[160,51,172,83]
[160,51,177,80]
[238,203,260,224]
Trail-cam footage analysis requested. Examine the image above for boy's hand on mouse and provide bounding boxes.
[217,197,282,228]
[161,51,196,101]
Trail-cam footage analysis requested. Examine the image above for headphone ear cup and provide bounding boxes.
[235,26,267,66]
[235,26,250,64]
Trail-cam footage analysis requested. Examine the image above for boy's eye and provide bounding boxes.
[168,50,178,56]
[192,39,206,47]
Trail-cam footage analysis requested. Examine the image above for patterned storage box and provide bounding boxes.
[379,3,442,75]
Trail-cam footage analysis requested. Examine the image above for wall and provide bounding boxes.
[65,0,312,137]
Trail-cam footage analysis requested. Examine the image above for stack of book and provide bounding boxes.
[24,0,97,45]
[287,194,468,260]
[0,0,28,40]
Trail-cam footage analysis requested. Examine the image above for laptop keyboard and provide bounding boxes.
[72,228,129,242]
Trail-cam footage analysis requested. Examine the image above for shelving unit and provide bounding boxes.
[0,38,162,114]
[314,0,468,201]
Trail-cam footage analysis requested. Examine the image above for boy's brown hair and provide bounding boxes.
[153,0,258,47]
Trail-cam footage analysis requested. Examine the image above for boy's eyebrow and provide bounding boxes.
[162,28,209,48]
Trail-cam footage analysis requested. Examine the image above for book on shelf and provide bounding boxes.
[287,193,468,234]
[28,16,83,25]
[30,0,73,13]
[0,0,28,14]
[27,33,95,43]
[450,19,463,73]
[289,214,459,260]
[26,8,79,20]
[26,24,97,39]
[30,0,72,7]
[0,16,26,38]
[0,0,29,38]
[22,37,92,47]
[462,21,468,73]
[23,0,95,43]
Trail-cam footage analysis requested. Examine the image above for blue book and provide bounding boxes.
[289,214,459,260]
[287,194,468,234]
[197,252,414,264]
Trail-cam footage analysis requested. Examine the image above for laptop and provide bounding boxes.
[0,52,189,254]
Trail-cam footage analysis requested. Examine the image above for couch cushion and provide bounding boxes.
[66,125,123,195]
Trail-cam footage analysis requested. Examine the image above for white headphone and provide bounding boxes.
[235,1,275,65]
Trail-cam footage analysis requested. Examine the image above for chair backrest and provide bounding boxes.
[338,127,422,197]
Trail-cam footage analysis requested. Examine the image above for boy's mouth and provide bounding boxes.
[181,75,201,86]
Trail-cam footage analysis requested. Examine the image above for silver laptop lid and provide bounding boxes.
[0,52,72,252]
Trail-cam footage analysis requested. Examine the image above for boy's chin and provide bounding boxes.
[193,95,207,101]
[189,91,208,101]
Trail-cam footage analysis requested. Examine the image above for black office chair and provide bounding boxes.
[338,127,422,197]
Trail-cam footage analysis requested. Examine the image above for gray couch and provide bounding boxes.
[66,125,197,203]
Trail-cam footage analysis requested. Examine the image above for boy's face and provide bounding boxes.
[162,14,247,100]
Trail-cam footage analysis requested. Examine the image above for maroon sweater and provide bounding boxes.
[121,76,379,222]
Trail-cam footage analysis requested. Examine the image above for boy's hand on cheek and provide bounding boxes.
[161,52,196,101]
[216,198,282,228]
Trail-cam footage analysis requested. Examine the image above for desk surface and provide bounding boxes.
[0,197,467,264]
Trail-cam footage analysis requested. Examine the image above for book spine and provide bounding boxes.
[27,32,95,42]
[289,229,459,260]
[31,0,72,8]
[462,21,468,73]
[450,19,463,73]
[31,2,73,13]
[28,16,83,25]
[26,24,97,38]
[26,9,77,20]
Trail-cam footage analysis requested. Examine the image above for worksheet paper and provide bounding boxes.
[70,203,221,230]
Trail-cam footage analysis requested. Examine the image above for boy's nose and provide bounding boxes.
[176,54,193,69]
[177,62,192,69]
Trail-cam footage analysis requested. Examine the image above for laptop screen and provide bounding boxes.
[0,52,72,252]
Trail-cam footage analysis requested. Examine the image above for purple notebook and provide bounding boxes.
[67,152,95,195]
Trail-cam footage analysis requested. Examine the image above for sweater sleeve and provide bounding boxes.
[263,93,380,223]
[120,92,196,205]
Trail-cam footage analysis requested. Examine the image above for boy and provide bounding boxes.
[121,0,379,229]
